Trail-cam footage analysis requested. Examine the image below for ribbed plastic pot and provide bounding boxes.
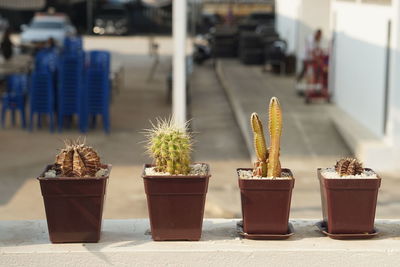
[142,164,211,241]
[318,168,381,234]
[238,168,295,234]
[37,165,111,243]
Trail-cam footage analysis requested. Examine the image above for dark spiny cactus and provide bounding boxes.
[55,139,103,177]
[335,157,363,176]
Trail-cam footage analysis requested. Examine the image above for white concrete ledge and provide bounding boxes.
[328,106,398,172]
[1,219,400,266]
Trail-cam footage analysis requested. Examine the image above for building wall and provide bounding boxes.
[331,1,393,137]
[275,0,301,54]
[387,0,400,147]
[275,0,331,64]
[296,0,331,60]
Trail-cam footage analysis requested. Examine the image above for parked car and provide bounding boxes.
[93,4,130,35]
[20,13,76,52]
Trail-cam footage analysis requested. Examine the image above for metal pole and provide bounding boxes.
[87,0,93,34]
[190,0,197,38]
[172,0,187,127]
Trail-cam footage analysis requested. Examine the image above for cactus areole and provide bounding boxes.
[251,97,283,178]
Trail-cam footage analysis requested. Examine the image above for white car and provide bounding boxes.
[20,13,76,51]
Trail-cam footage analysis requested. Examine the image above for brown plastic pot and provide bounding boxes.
[238,168,295,235]
[318,168,381,234]
[37,165,111,243]
[142,164,211,241]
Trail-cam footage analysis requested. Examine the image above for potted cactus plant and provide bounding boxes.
[142,118,211,241]
[237,97,295,237]
[37,140,111,243]
[318,158,381,236]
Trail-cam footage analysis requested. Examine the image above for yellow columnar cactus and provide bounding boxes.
[267,97,282,177]
[251,113,268,177]
[250,97,282,178]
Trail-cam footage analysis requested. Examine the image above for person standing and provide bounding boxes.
[1,28,13,61]
[297,29,322,82]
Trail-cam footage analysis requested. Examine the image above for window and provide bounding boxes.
[30,21,64,29]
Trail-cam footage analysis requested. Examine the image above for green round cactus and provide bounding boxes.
[145,118,192,175]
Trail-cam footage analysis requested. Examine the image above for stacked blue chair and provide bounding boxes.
[88,50,110,72]
[1,74,28,128]
[57,51,84,131]
[35,48,58,73]
[80,50,111,133]
[29,70,55,132]
[29,48,58,132]
[63,36,83,53]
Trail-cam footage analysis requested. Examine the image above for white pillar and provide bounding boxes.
[172,0,187,127]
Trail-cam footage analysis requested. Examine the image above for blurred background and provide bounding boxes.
[0,0,400,220]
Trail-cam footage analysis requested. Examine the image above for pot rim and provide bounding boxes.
[237,167,294,180]
[37,164,112,181]
[317,168,381,180]
[142,163,211,179]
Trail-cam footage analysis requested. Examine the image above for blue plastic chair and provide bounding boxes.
[88,50,110,72]
[29,71,55,132]
[80,66,110,133]
[35,49,58,73]
[1,74,28,128]
[57,51,84,131]
[63,36,83,53]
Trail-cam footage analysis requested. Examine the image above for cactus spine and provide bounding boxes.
[335,157,363,176]
[267,97,282,177]
[251,113,268,177]
[54,139,103,177]
[145,118,192,175]
[251,97,282,178]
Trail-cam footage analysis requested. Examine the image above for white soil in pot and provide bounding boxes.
[238,169,292,180]
[145,163,209,176]
[43,166,110,178]
[321,168,377,179]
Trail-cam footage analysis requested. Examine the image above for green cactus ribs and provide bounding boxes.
[335,157,363,176]
[250,97,283,178]
[145,118,192,175]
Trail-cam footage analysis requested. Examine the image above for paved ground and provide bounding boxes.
[0,36,399,220]
[190,61,249,218]
[217,58,400,219]
[0,36,247,220]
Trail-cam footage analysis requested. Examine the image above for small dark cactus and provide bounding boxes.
[335,157,363,176]
[54,139,103,177]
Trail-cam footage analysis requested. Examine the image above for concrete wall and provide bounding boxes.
[387,0,400,147]
[296,0,331,60]
[275,0,301,54]
[275,0,331,68]
[331,1,392,138]
[2,219,400,266]
[276,0,400,171]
